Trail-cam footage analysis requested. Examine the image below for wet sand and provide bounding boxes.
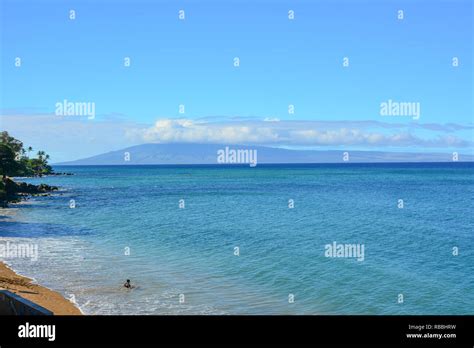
[0,261,82,315]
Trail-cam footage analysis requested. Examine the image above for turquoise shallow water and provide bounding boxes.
[0,163,473,314]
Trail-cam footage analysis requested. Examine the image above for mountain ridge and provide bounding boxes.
[53,143,474,165]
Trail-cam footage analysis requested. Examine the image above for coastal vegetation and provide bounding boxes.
[0,131,58,207]
[0,131,53,178]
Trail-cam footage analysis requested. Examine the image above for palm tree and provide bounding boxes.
[27,146,33,158]
[37,151,45,161]
[33,151,46,176]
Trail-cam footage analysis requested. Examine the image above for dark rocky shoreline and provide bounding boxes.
[0,178,59,207]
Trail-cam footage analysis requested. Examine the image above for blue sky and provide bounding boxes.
[1,0,473,161]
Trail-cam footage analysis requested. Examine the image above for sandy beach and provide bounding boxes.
[0,261,81,315]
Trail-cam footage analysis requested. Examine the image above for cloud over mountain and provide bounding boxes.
[128,118,471,148]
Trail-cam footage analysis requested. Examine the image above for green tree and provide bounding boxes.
[32,151,52,176]
[0,144,19,179]
[0,131,23,155]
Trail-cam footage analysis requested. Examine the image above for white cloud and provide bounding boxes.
[129,119,281,144]
[129,118,471,148]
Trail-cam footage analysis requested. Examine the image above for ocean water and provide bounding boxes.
[0,163,473,315]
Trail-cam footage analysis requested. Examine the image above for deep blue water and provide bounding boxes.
[1,163,473,314]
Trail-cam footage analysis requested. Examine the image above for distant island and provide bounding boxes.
[0,131,60,207]
[55,143,474,166]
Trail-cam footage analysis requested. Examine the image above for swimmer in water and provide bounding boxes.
[124,279,132,289]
